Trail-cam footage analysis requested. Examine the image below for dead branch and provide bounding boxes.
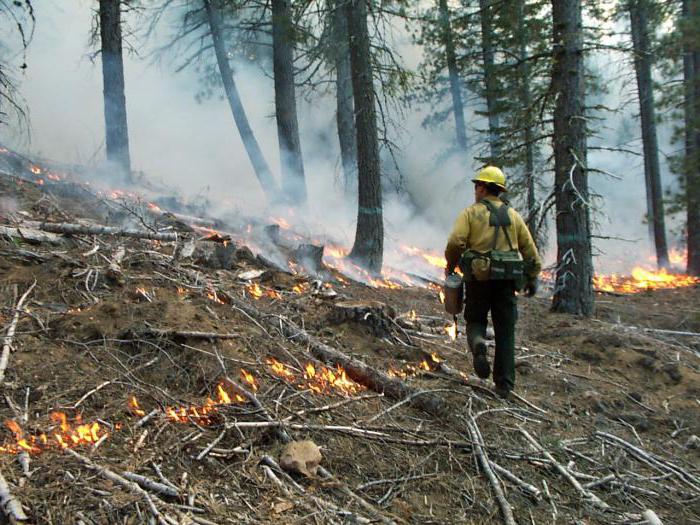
[121,472,181,499]
[65,448,175,525]
[519,428,609,510]
[143,328,239,340]
[260,456,372,525]
[489,461,542,501]
[0,470,29,524]
[595,431,700,492]
[0,225,65,245]
[641,509,664,525]
[0,281,36,385]
[37,222,181,242]
[466,417,517,525]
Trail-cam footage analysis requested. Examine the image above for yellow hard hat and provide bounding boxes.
[472,166,506,191]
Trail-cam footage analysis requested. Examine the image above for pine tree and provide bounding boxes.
[550,0,594,315]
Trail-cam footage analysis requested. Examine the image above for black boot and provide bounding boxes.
[472,336,491,379]
[494,384,511,400]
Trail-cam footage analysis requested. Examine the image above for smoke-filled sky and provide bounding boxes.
[0,0,686,273]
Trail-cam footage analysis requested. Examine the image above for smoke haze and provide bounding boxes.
[0,0,685,275]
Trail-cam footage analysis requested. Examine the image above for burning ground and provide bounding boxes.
[0,160,699,524]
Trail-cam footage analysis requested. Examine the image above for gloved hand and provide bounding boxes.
[523,278,538,297]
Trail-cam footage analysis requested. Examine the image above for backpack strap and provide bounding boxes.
[482,199,515,251]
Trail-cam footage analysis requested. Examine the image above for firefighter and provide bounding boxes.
[444,166,541,399]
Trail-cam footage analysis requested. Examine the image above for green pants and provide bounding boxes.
[464,280,518,390]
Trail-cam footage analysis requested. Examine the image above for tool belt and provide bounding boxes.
[458,200,526,290]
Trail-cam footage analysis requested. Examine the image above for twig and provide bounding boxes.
[466,417,517,525]
[489,461,542,501]
[196,430,227,461]
[0,281,36,385]
[65,448,174,525]
[519,427,609,509]
[121,472,180,499]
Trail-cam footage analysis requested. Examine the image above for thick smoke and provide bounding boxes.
[0,0,684,276]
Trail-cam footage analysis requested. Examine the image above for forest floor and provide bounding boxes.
[0,158,698,525]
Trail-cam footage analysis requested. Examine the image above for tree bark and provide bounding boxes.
[685,0,700,275]
[272,0,307,206]
[550,0,594,315]
[438,0,468,151]
[99,0,131,178]
[628,0,670,269]
[516,0,537,236]
[478,0,501,162]
[346,0,384,274]
[331,0,358,195]
[203,0,280,203]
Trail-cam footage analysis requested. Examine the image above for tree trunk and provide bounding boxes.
[438,0,467,151]
[628,0,670,269]
[550,0,594,315]
[685,0,700,275]
[99,0,131,178]
[516,0,537,236]
[478,0,500,162]
[203,0,279,202]
[272,0,307,206]
[346,0,384,274]
[331,0,358,195]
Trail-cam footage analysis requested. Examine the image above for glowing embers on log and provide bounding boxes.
[593,267,699,294]
[387,353,442,380]
[445,321,458,341]
[265,357,364,395]
[0,413,108,455]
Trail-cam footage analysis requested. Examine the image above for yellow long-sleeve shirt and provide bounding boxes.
[444,196,542,278]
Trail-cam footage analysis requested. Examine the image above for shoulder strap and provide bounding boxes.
[482,200,515,251]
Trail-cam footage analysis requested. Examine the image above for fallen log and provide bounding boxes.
[228,296,449,416]
[0,225,65,245]
[37,222,180,242]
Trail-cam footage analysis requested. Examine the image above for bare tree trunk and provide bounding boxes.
[685,0,700,275]
[346,0,383,274]
[478,0,500,162]
[438,0,467,151]
[203,0,279,202]
[551,0,594,315]
[272,0,307,206]
[331,0,358,194]
[628,0,670,269]
[99,0,131,178]
[516,0,537,236]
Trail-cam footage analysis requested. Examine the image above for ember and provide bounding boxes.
[387,353,441,379]
[445,321,457,341]
[0,413,107,455]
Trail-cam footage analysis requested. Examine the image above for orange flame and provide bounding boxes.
[593,267,699,294]
[0,413,107,455]
[240,369,258,392]
[265,358,363,395]
[159,380,249,424]
[128,396,146,417]
[30,165,42,175]
[247,283,263,299]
